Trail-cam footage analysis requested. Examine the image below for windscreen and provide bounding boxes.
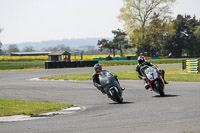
[100,70,111,77]
[144,67,155,75]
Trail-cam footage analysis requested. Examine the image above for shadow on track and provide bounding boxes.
[109,101,134,104]
[153,94,179,98]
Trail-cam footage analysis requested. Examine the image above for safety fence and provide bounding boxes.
[182,59,200,73]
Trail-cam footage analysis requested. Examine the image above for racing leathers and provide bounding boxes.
[136,61,167,89]
[92,70,119,94]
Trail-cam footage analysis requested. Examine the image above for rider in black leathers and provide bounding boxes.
[92,63,125,94]
[136,56,168,89]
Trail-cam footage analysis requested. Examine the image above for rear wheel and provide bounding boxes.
[155,82,165,97]
[111,89,123,103]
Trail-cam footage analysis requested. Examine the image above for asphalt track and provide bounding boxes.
[0,65,200,133]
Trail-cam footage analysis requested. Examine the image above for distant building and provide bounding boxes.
[10,52,51,56]
[48,51,71,62]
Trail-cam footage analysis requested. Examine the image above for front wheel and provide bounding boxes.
[155,82,165,97]
[111,89,123,103]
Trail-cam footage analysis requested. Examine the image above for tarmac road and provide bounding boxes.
[1,65,200,133]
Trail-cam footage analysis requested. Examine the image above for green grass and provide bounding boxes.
[0,60,45,70]
[40,68,200,82]
[0,99,73,117]
[99,58,185,66]
[0,69,45,73]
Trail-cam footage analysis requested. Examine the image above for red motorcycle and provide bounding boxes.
[141,66,165,96]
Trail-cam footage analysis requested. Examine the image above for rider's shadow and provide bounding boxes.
[153,94,179,98]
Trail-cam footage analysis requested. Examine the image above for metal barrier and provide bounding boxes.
[185,59,199,73]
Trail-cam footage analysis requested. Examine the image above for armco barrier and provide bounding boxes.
[185,59,199,73]
[93,57,109,60]
[130,56,137,60]
[152,57,160,59]
[112,57,128,60]
[112,57,119,60]
[45,60,98,69]
[159,56,167,59]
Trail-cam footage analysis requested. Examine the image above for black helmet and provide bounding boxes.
[138,56,145,64]
[94,63,102,71]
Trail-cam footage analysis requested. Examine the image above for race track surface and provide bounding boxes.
[0,65,200,133]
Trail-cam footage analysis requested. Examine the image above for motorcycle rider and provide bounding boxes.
[92,63,125,94]
[136,56,168,89]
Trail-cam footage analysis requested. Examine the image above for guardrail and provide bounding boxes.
[182,59,200,73]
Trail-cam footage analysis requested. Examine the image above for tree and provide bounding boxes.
[185,16,200,56]
[112,29,129,56]
[191,26,200,56]
[119,0,176,55]
[97,29,130,56]
[8,44,20,53]
[194,26,200,38]
[145,13,175,56]
[23,46,35,52]
[97,39,117,56]
[166,15,200,57]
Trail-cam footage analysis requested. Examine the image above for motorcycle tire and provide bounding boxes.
[111,89,123,103]
[155,82,165,97]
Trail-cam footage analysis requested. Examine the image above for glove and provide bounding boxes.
[97,84,102,88]
[157,69,162,73]
[142,77,147,80]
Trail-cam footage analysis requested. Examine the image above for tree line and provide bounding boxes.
[97,0,200,57]
[0,43,113,56]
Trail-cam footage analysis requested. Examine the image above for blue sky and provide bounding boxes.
[0,0,200,44]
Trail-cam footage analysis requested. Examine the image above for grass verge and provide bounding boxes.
[40,68,200,82]
[0,99,73,117]
[0,60,45,70]
[0,69,44,73]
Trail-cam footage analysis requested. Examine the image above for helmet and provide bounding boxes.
[138,56,145,64]
[94,63,102,71]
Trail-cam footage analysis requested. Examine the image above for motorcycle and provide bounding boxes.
[141,65,165,96]
[99,70,123,103]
